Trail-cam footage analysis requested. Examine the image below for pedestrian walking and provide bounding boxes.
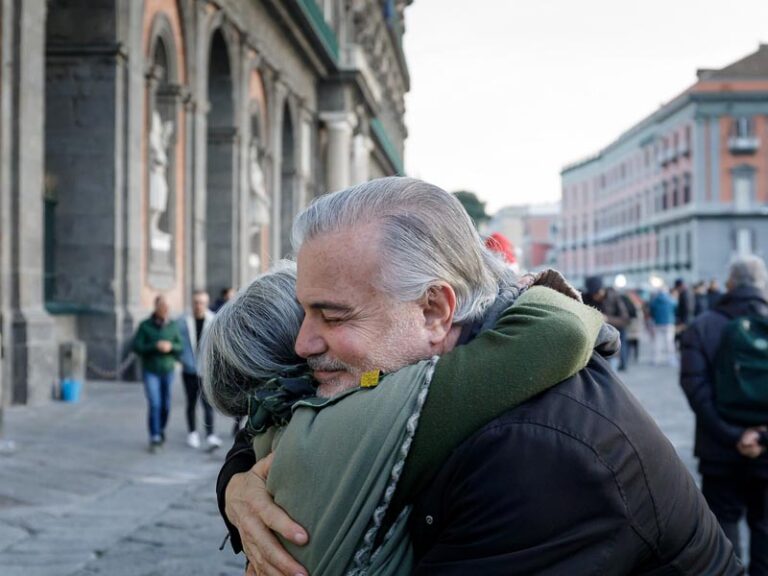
[211,287,235,313]
[680,255,768,575]
[132,295,183,452]
[649,287,677,367]
[623,290,646,364]
[674,277,696,338]
[583,276,630,370]
[178,290,222,451]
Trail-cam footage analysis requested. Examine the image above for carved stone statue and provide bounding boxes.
[149,110,173,253]
[249,140,270,227]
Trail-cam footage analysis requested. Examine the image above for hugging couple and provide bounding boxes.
[203,177,741,575]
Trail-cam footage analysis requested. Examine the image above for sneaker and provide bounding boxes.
[148,438,163,454]
[206,434,223,451]
[187,431,201,449]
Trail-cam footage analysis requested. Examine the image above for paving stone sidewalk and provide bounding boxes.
[0,378,245,576]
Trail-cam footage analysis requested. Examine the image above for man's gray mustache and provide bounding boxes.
[307,357,350,373]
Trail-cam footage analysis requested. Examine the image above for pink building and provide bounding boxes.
[559,45,768,289]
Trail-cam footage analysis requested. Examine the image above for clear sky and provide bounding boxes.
[402,0,768,213]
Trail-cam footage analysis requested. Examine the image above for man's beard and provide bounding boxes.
[307,356,359,398]
[307,307,428,398]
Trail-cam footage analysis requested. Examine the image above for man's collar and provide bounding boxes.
[152,313,168,326]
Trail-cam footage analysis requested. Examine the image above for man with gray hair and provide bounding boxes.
[218,177,741,575]
[681,255,768,574]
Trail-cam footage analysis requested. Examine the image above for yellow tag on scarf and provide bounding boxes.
[360,370,381,388]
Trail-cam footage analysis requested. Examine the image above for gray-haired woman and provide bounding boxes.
[201,261,608,575]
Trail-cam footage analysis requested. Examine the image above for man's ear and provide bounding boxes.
[420,283,456,345]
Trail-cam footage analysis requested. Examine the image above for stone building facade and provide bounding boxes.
[0,0,411,405]
[559,45,768,290]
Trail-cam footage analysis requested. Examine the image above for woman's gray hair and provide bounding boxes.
[728,255,768,291]
[292,177,513,324]
[200,261,305,417]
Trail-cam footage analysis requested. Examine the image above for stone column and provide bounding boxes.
[117,0,149,382]
[9,0,57,403]
[352,132,373,185]
[1,0,13,407]
[182,92,196,299]
[237,42,253,287]
[190,2,210,297]
[297,104,315,208]
[269,78,288,259]
[321,112,356,193]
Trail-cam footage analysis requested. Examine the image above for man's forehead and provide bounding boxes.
[296,227,382,303]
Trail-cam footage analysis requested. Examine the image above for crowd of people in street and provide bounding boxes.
[579,274,726,371]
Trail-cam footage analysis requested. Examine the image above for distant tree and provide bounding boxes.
[453,190,489,228]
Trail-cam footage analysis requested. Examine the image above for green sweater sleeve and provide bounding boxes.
[395,286,604,505]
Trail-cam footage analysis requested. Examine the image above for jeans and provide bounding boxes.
[143,370,174,441]
[182,372,214,436]
[703,473,768,575]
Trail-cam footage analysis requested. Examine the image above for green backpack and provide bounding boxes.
[714,314,768,425]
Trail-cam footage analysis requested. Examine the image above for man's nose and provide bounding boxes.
[295,317,327,359]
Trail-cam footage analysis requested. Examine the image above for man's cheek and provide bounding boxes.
[333,333,367,362]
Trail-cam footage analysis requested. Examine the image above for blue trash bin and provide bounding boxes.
[61,378,82,403]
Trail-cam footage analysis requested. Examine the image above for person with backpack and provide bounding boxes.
[680,255,768,575]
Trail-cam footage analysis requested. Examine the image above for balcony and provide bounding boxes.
[728,136,760,154]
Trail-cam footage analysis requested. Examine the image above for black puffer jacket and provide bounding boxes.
[680,285,768,476]
[410,353,742,575]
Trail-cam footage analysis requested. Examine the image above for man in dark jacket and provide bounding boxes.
[132,294,183,452]
[675,277,696,330]
[681,255,768,574]
[217,178,741,575]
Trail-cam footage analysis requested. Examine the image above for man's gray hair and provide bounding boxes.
[292,177,513,323]
[200,261,304,417]
[728,255,768,291]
